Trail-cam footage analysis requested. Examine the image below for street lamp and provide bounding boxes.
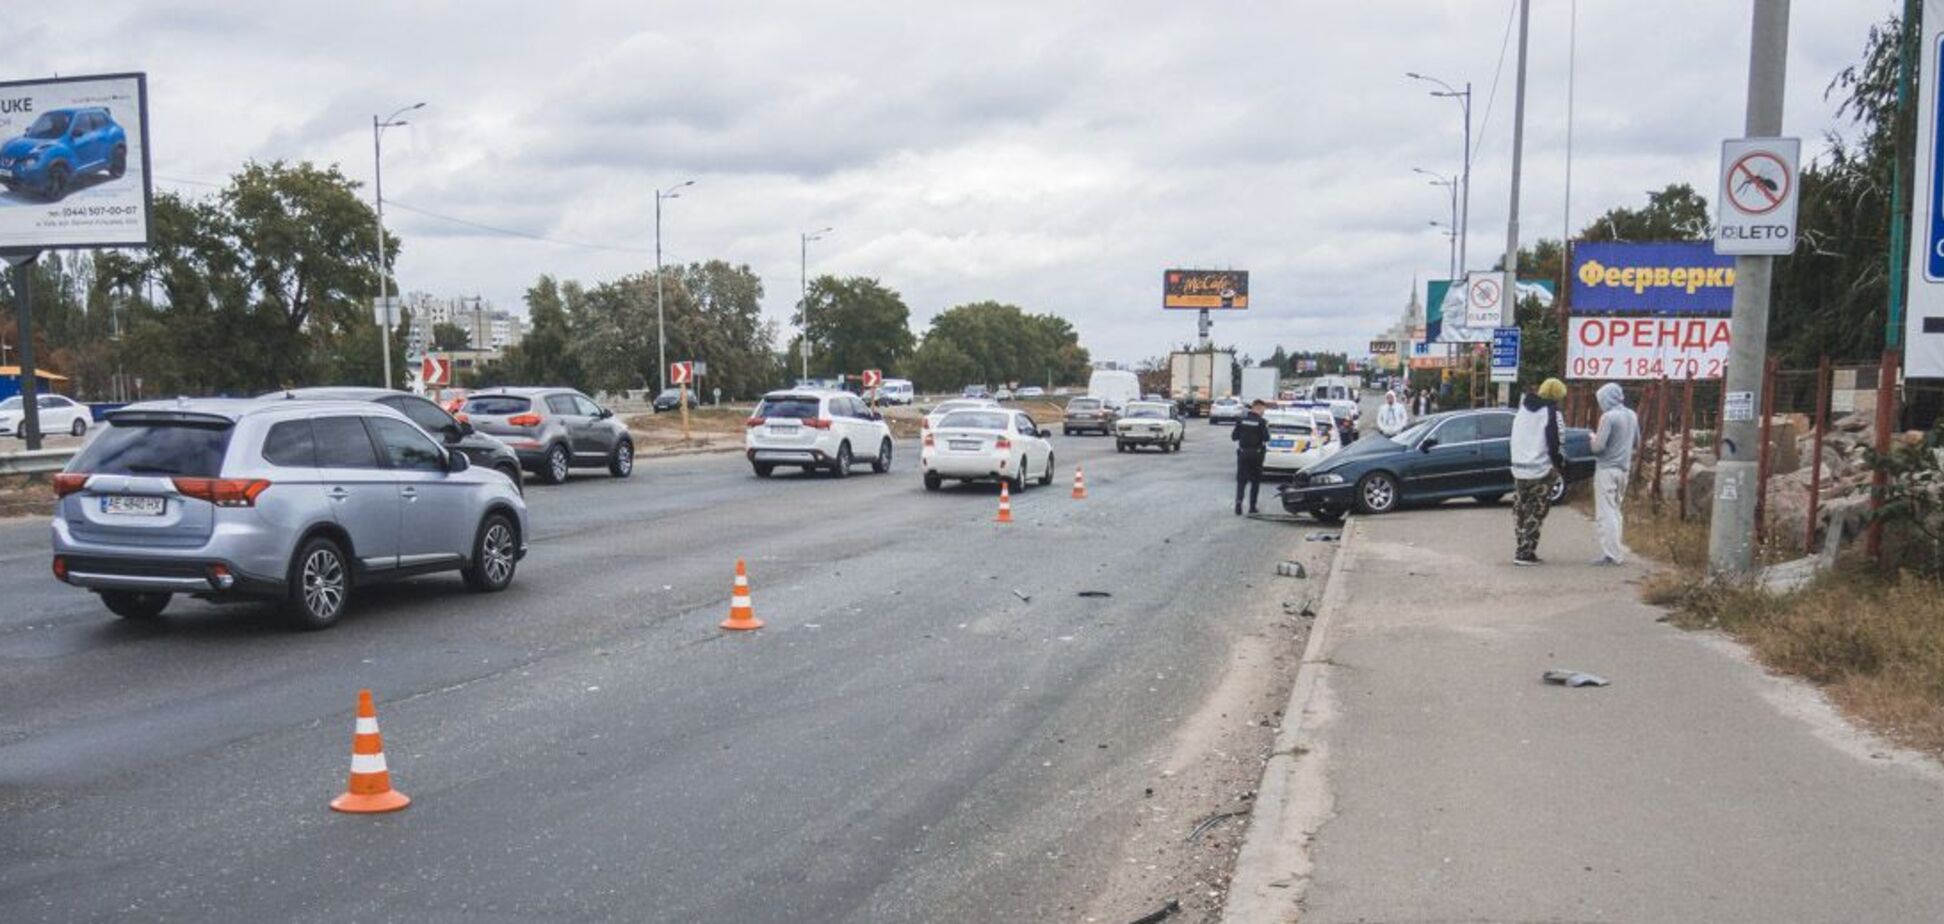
[1416,167,1459,280]
[372,101,424,391]
[1405,72,1471,278]
[655,180,695,393]
[799,227,832,383]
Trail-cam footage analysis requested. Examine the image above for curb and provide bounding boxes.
[1222,515,1361,923]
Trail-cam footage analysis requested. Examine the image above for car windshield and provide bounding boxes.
[71,421,233,477]
[0,397,20,410]
[657,389,682,400]
[25,112,72,140]
[1124,404,1169,419]
[939,410,1009,431]
[755,396,821,419]
[463,395,532,416]
[933,400,987,414]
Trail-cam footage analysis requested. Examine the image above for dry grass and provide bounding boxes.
[1627,496,1944,757]
[0,473,55,518]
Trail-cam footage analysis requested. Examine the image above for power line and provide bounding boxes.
[384,199,659,255]
[1469,0,1522,169]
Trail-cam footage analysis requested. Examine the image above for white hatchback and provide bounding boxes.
[921,407,1055,492]
[745,390,895,478]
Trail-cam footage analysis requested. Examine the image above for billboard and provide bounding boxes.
[1163,269,1248,310]
[1570,241,1736,315]
[1565,316,1731,380]
[0,73,152,253]
[1428,277,1553,343]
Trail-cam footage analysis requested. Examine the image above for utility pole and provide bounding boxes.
[4,253,43,450]
[655,181,695,395]
[799,227,831,383]
[372,102,424,391]
[1499,0,1531,407]
[1708,0,1791,579]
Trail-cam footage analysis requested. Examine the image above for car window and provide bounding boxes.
[261,419,317,467]
[369,416,447,472]
[312,416,383,469]
[755,395,821,419]
[572,395,603,417]
[463,395,531,416]
[1435,416,1480,444]
[939,410,1009,430]
[547,395,579,416]
[1476,413,1514,440]
[385,396,456,434]
[71,421,233,477]
[1016,414,1038,433]
[25,111,71,140]
[38,395,68,408]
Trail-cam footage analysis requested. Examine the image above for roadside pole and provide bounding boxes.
[1707,0,1791,579]
[1499,0,1531,409]
[5,252,44,451]
[1872,0,1922,561]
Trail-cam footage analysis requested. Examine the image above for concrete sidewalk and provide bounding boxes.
[1228,504,1944,923]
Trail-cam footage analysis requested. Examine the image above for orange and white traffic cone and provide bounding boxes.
[1072,464,1087,500]
[996,482,1014,523]
[721,558,764,631]
[330,689,410,814]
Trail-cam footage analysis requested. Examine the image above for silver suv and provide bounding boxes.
[49,398,529,629]
[463,388,634,485]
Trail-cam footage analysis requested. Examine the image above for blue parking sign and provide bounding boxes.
[1491,327,1520,383]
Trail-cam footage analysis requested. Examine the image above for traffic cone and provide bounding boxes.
[1072,464,1087,500]
[721,558,764,631]
[330,689,410,814]
[996,482,1014,523]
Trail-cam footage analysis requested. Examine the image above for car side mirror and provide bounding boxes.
[597,407,614,419]
[1420,438,1439,452]
[870,411,884,421]
[446,450,471,473]
[459,419,476,436]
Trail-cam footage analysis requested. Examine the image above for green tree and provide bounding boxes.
[1578,183,1712,243]
[906,336,979,392]
[790,275,914,379]
[432,322,472,350]
[920,300,1091,387]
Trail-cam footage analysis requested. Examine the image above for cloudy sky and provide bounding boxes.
[14,0,1892,366]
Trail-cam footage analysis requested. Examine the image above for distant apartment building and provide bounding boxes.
[401,292,528,354]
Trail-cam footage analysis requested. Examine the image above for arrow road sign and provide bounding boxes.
[862,369,882,389]
[670,361,693,385]
[420,355,451,386]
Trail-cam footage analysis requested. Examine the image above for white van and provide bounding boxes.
[1087,369,1142,411]
[877,379,915,405]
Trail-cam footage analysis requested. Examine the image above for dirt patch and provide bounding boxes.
[0,474,54,518]
[1077,545,1331,923]
[624,409,750,455]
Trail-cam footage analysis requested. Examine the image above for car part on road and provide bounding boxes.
[1276,561,1307,578]
[329,689,411,814]
[1077,590,1112,598]
[1185,809,1249,842]
[1127,899,1181,924]
[1542,669,1610,688]
[1012,589,1032,603]
[721,558,763,631]
[1305,532,1340,542]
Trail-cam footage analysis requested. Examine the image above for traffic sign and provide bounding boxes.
[372,296,401,327]
[420,355,451,386]
[1910,28,1944,377]
[861,369,883,389]
[1715,137,1800,255]
[1490,327,1520,384]
[670,361,693,385]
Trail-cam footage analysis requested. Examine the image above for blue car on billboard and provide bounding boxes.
[0,107,129,201]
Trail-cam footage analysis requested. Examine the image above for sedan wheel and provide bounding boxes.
[1354,472,1399,515]
[70,418,86,436]
[1547,476,1568,505]
[1038,453,1055,486]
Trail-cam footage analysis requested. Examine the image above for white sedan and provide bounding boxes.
[1115,401,1184,453]
[923,398,999,431]
[1262,409,1337,476]
[921,407,1056,492]
[0,393,92,439]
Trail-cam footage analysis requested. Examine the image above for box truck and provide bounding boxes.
[1239,366,1280,405]
[1168,350,1235,417]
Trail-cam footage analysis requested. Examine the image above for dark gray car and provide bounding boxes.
[265,388,524,493]
[463,387,634,485]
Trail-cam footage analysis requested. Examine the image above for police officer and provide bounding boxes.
[1231,399,1271,515]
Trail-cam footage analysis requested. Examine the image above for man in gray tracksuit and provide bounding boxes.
[1589,382,1640,564]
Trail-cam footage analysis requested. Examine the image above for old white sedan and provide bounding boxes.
[921,408,1055,492]
[1114,401,1184,453]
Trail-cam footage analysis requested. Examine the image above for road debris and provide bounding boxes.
[1078,590,1113,598]
[1127,899,1181,924]
[1275,561,1306,578]
[1184,810,1249,843]
[1012,589,1032,603]
[1305,531,1340,542]
[1543,670,1610,688]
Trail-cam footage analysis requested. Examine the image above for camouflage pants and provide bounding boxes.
[1513,472,1558,559]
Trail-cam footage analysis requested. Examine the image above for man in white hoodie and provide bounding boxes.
[1509,377,1568,565]
[1589,382,1639,564]
[1376,390,1409,438]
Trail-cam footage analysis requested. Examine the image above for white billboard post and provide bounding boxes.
[0,73,152,450]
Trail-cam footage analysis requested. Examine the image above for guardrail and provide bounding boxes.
[0,448,77,476]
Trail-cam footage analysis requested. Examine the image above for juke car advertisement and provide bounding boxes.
[0,72,151,252]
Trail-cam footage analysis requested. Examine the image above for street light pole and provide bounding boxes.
[1416,168,1459,279]
[1502,0,1531,408]
[799,227,831,383]
[655,180,695,394]
[372,102,423,391]
[1407,73,1473,277]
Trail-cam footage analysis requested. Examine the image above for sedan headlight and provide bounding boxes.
[1310,472,1345,485]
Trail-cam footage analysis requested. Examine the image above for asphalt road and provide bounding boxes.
[0,418,1313,923]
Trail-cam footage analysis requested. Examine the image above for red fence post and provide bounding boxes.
[1754,358,1779,550]
[1867,350,1901,563]
[1806,355,1830,553]
[1652,376,1670,510]
[1679,377,1695,520]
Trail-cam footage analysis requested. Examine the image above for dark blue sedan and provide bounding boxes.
[1278,408,1596,523]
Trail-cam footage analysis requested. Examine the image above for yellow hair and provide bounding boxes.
[1538,378,1567,401]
